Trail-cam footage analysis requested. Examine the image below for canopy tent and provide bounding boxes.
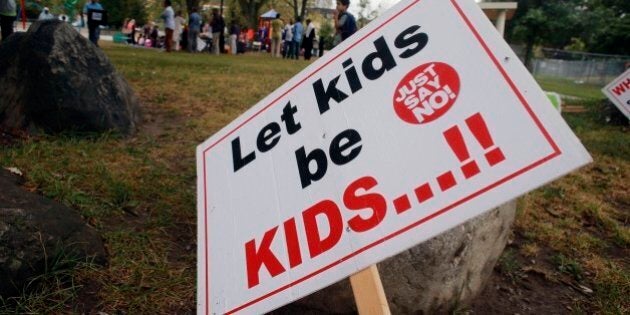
[260,9,279,20]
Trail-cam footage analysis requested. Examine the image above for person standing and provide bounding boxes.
[127,19,136,44]
[210,8,224,55]
[282,19,293,59]
[229,20,239,55]
[270,17,283,58]
[334,0,356,46]
[188,7,201,52]
[161,0,175,52]
[291,17,303,60]
[150,23,159,47]
[0,0,16,42]
[174,10,185,51]
[83,0,104,46]
[302,19,315,60]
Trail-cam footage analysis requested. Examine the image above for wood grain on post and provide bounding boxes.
[350,264,391,315]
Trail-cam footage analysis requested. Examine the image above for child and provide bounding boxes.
[334,0,357,46]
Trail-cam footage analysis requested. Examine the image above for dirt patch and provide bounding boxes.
[0,128,29,146]
[73,278,103,313]
[563,105,587,113]
[470,237,595,314]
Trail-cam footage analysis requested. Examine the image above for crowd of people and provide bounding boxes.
[0,0,358,60]
[272,0,356,60]
[117,0,357,59]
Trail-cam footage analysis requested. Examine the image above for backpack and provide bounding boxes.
[340,12,357,41]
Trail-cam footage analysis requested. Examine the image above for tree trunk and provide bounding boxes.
[293,0,299,20]
[249,5,258,29]
[524,35,535,72]
[300,0,307,20]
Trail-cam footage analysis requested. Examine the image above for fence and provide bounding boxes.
[510,45,629,86]
[531,59,627,85]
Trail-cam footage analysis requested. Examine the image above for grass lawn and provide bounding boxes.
[0,43,627,313]
[536,76,607,101]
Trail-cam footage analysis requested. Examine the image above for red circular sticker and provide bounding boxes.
[393,62,460,125]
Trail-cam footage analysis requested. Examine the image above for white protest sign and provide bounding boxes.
[196,0,591,313]
[602,68,630,120]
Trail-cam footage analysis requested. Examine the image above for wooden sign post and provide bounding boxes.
[350,265,391,315]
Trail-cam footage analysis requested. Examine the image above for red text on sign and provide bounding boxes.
[244,176,385,288]
[611,78,630,96]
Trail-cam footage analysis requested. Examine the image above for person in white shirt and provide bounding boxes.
[283,19,293,58]
[173,10,185,51]
[160,0,175,52]
[303,19,315,60]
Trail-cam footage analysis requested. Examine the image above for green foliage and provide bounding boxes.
[535,76,606,100]
[508,0,630,56]
[99,0,148,27]
[236,0,272,28]
[319,20,334,50]
[269,0,296,22]
[578,0,630,55]
[497,248,521,278]
[357,0,378,28]
[564,37,586,52]
[552,254,584,281]
[0,245,99,313]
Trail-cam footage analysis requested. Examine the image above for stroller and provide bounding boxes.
[199,33,213,52]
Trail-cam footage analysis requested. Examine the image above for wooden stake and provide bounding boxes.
[350,264,391,315]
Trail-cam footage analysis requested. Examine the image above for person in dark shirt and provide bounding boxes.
[229,20,240,55]
[188,7,202,52]
[210,8,224,55]
[302,19,316,60]
[334,0,357,46]
[150,24,159,48]
[83,0,104,46]
[0,0,17,42]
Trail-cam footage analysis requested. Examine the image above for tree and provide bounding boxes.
[356,0,377,28]
[268,0,294,22]
[186,0,200,14]
[236,0,272,28]
[146,0,186,21]
[318,19,334,50]
[578,0,630,55]
[507,0,629,63]
[100,0,148,27]
[508,0,582,69]
[225,0,247,27]
[282,0,311,21]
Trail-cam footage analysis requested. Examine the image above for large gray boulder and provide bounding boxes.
[276,201,516,314]
[0,20,139,135]
[0,169,107,297]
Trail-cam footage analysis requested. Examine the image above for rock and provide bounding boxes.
[277,201,516,314]
[0,20,140,135]
[0,169,107,297]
